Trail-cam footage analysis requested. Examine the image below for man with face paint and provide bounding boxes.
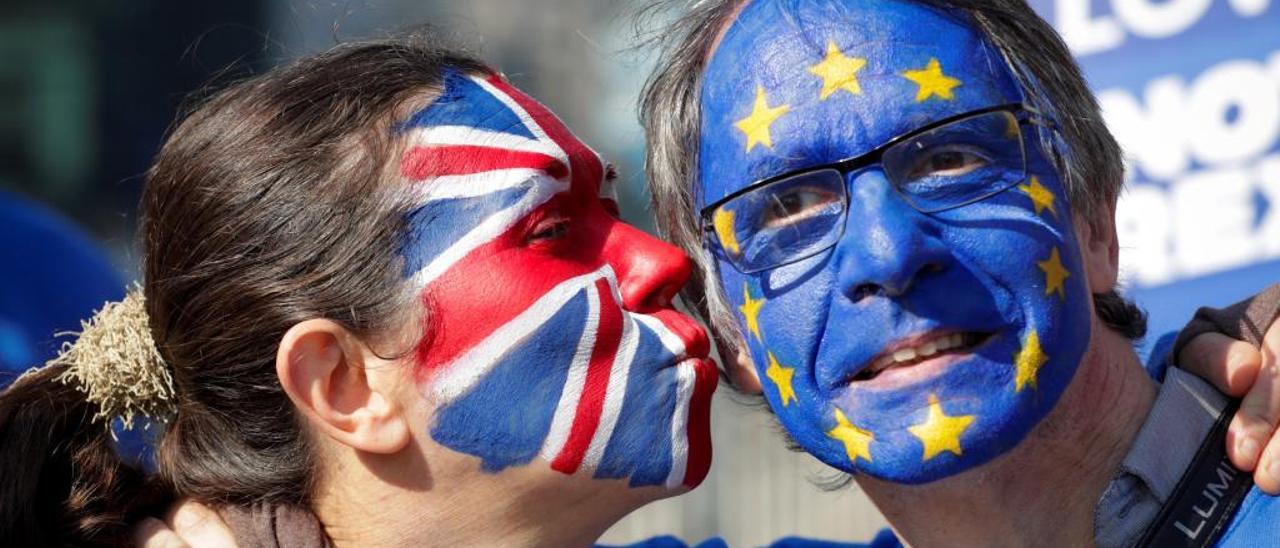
[639,0,1280,545]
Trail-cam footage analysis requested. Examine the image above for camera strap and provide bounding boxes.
[1135,401,1252,548]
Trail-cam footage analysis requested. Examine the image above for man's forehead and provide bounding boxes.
[709,0,1009,89]
[697,0,1023,204]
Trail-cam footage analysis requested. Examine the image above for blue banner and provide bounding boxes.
[1030,0,1280,342]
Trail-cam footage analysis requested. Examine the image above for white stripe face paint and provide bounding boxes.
[539,280,602,461]
[406,125,565,158]
[407,175,566,289]
[430,266,613,403]
[633,314,688,356]
[406,168,565,201]
[470,76,570,167]
[664,359,698,489]
[581,278,640,471]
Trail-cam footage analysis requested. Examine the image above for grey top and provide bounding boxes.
[1094,367,1229,548]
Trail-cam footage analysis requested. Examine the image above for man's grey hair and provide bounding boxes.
[636,0,1131,366]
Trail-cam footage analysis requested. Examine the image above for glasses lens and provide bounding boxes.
[883,110,1025,212]
[711,169,846,273]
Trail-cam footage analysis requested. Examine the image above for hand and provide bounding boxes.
[132,498,238,548]
[1180,320,1280,494]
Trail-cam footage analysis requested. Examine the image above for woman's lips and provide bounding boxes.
[680,357,719,380]
[648,308,711,362]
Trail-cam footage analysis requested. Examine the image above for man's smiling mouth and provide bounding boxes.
[848,331,994,385]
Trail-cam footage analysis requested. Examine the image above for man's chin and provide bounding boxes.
[797,394,1046,485]
[839,422,1031,485]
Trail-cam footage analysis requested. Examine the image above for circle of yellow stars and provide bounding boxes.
[722,39,1074,466]
[733,44,964,153]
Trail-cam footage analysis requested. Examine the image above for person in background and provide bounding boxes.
[0,190,123,389]
[0,191,156,463]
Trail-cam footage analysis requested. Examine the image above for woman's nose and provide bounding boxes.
[602,220,692,313]
[831,170,950,302]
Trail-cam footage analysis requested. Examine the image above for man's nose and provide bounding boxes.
[602,220,692,312]
[831,170,950,302]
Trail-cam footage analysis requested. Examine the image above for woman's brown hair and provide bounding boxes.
[0,34,487,545]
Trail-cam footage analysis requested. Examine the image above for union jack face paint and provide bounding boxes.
[397,69,716,489]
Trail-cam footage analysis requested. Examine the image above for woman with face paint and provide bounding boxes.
[0,36,715,547]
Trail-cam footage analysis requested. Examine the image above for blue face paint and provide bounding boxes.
[698,0,1091,483]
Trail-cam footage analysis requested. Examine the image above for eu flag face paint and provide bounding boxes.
[399,70,716,489]
[698,0,1091,483]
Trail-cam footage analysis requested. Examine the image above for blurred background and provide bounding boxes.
[0,0,1276,545]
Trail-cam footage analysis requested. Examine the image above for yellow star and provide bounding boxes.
[1004,113,1021,139]
[807,40,867,100]
[908,394,975,461]
[766,352,797,406]
[713,208,741,255]
[901,58,962,102]
[1014,328,1048,392]
[1018,176,1058,218]
[739,283,765,342]
[1037,247,1071,300]
[734,86,791,152]
[826,408,874,464]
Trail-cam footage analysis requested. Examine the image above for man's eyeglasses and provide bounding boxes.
[700,103,1053,274]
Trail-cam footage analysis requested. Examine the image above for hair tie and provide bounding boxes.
[50,284,176,434]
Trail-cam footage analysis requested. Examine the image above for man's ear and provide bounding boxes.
[276,319,411,454]
[719,336,763,394]
[1075,203,1120,294]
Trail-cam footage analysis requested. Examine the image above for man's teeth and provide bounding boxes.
[871,333,966,373]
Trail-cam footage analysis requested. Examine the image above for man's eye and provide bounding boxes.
[763,187,840,228]
[907,146,990,179]
[527,219,569,243]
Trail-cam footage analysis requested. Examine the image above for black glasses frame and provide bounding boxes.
[699,102,1054,272]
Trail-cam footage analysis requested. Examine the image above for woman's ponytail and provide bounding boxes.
[0,288,173,545]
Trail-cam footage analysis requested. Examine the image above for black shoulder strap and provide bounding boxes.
[1135,401,1253,548]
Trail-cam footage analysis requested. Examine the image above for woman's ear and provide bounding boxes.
[276,319,411,454]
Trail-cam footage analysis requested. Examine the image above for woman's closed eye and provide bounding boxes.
[527,216,570,244]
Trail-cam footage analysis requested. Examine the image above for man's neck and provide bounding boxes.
[857,325,1158,547]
